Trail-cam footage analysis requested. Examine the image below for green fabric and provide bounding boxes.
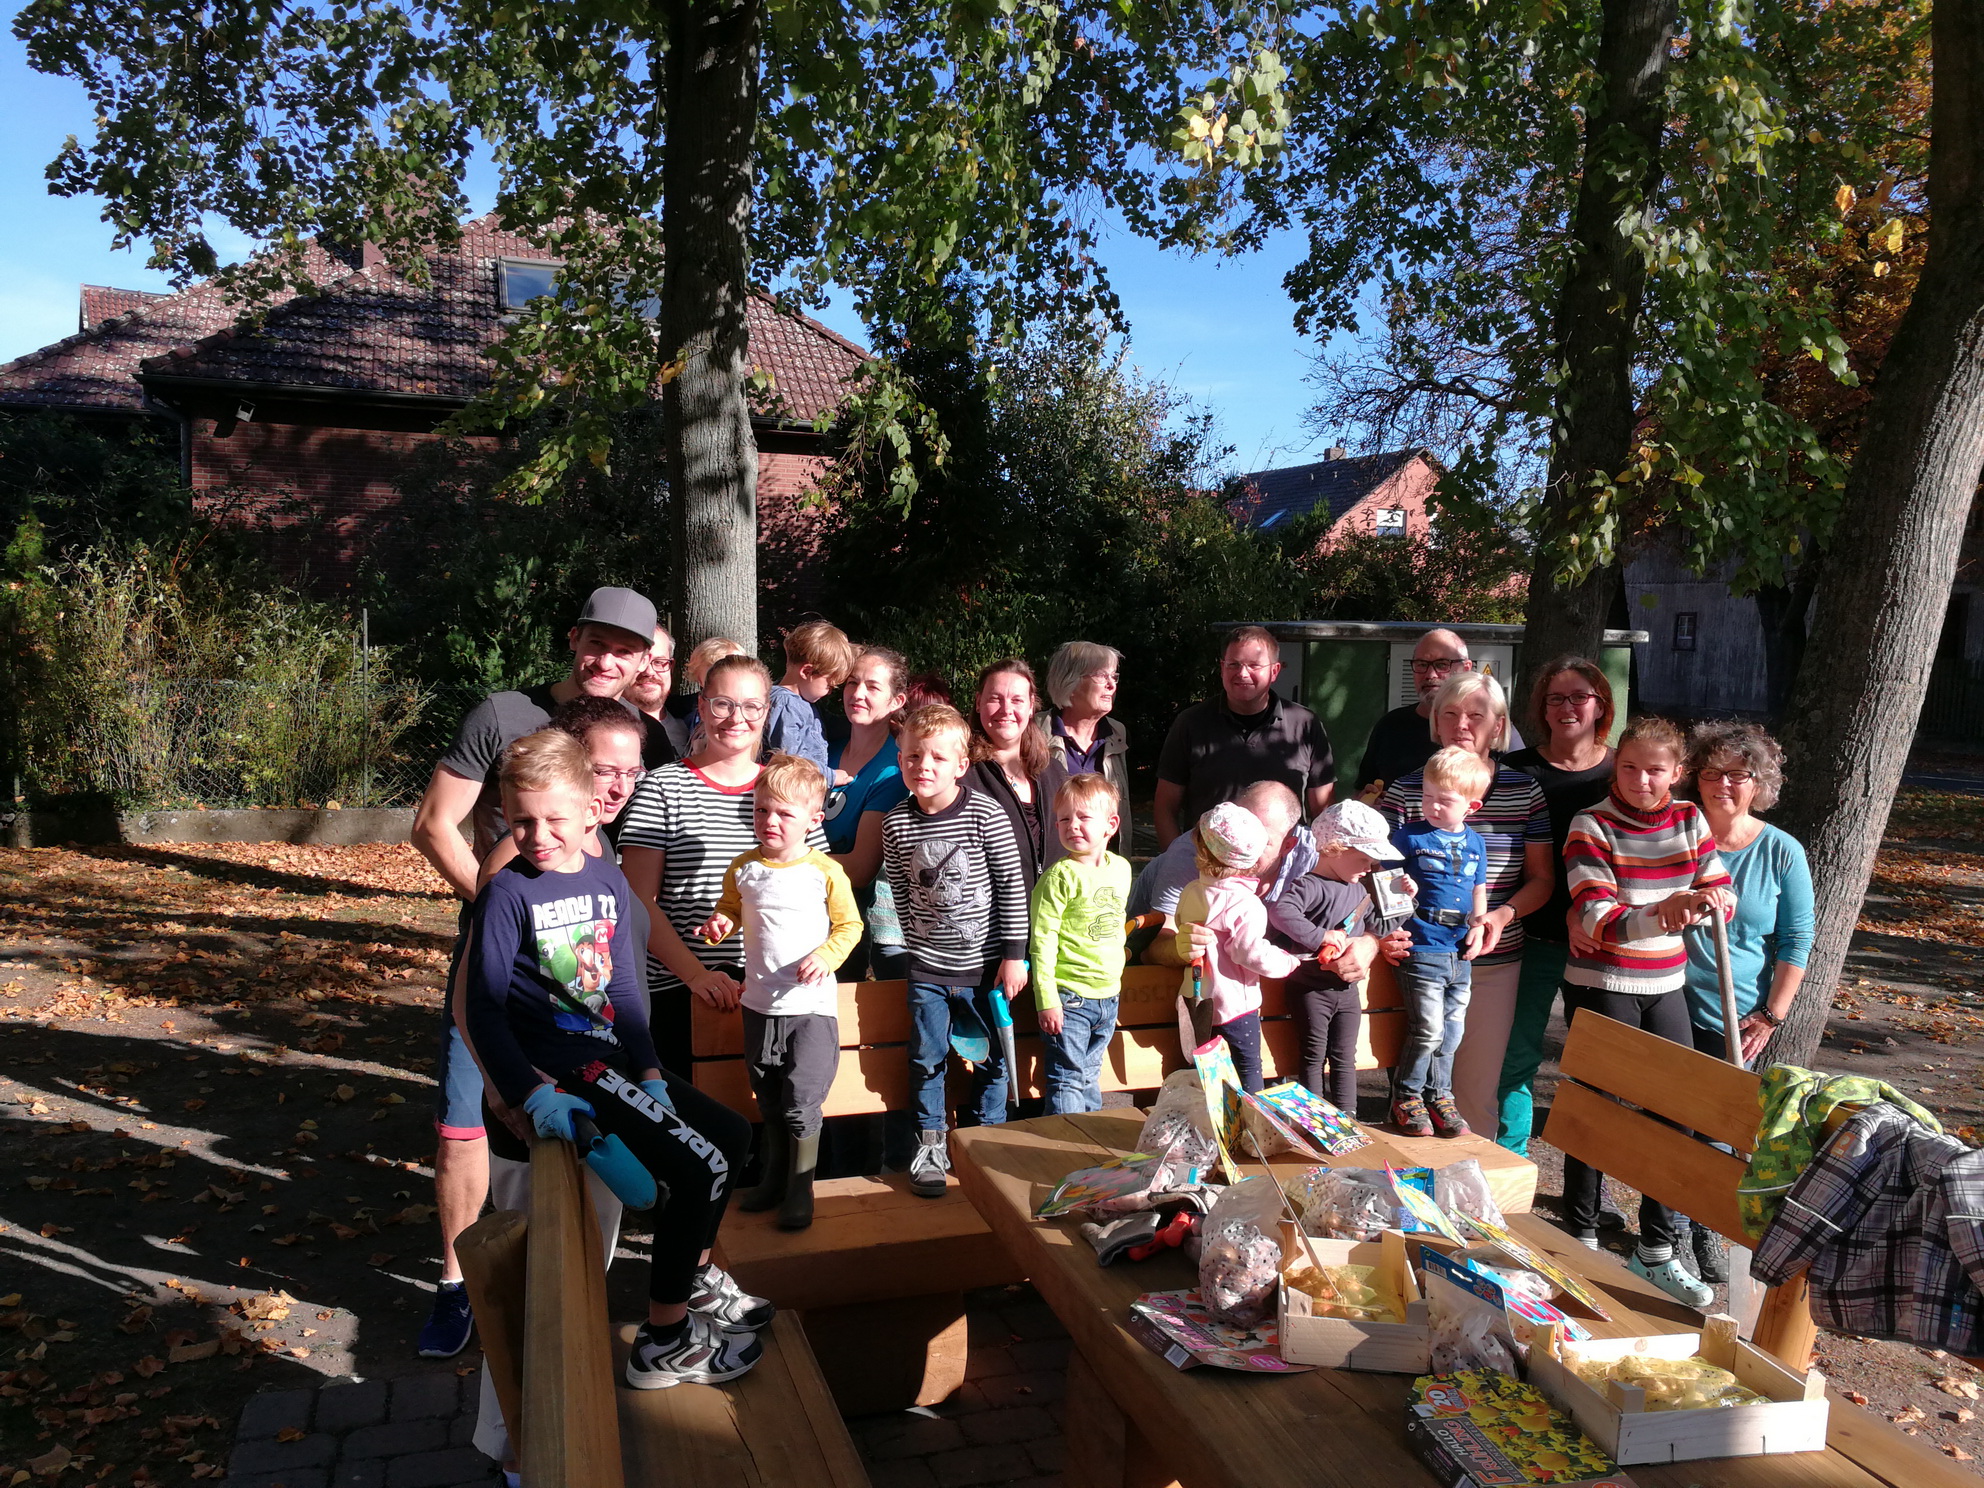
[1738,1064,1943,1240]
[1030,853,1131,1009]
[1495,940,1569,1156]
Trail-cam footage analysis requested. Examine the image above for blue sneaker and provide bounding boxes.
[417,1280,474,1358]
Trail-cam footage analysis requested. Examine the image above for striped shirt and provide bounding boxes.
[616,762,828,992]
[1564,792,1731,994]
[882,784,1030,985]
[1379,764,1550,966]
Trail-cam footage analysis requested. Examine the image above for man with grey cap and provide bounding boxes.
[407,584,657,1361]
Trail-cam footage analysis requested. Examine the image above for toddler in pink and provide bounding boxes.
[1170,802,1303,1092]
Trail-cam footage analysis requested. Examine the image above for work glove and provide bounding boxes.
[638,1078,676,1113]
[523,1084,595,1142]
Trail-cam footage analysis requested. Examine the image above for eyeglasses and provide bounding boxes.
[1411,657,1473,675]
[592,765,647,784]
[703,697,768,722]
[1545,692,1599,710]
[1697,768,1756,786]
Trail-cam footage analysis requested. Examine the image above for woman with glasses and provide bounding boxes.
[620,654,827,1074]
[1496,657,1618,1156]
[1038,641,1132,865]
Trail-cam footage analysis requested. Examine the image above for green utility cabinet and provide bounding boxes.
[1249,621,1646,789]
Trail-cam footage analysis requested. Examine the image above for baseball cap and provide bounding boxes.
[572,586,658,644]
[1312,799,1402,861]
[1196,801,1269,871]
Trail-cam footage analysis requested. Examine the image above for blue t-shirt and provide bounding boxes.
[1684,823,1814,1034]
[824,733,909,854]
[764,684,831,776]
[463,852,660,1106]
[1391,819,1488,951]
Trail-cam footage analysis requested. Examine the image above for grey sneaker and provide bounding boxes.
[687,1262,774,1330]
[625,1312,762,1389]
[909,1129,951,1198]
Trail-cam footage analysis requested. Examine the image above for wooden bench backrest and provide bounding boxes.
[690,961,1409,1120]
[1541,1012,1762,1244]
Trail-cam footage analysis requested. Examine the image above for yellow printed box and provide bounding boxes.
[1406,1371,1636,1488]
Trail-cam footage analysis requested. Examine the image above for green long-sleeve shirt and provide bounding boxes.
[1030,852,1131,1010]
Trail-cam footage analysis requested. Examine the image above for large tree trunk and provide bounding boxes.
[662,0,763,656]
[1516,0,1675,709]
[1769,0,1984,1072]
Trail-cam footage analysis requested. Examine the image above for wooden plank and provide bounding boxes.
[455,1209,527,1455]
[1753,1271,1820,1372]
[1542,1080,1751,1244]
[799,1293,968,1415]
[1823,1383,1984,1488]
[713,1171,1021,1309]
[1559,1012,1763,1154]
[524,1139,624,1488]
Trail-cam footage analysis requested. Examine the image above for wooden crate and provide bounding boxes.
[1528,1316,1829,1464]
[1277,1228,1430,1373]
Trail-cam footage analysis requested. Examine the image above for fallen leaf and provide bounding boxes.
[168,1339,220,1363]
[1947,1447,1975,1462]
[275,1427,307,1443]
[0,1294,20,1307]
[133,1356,166,1377]
[368,1252,393,1266]
[26,1444,70,1476]
[38,1223,73,1239]
[1892,1405,1926,1425]
[1934,1376,1980,1399]
[1844,1391,1869,1405]
[333,1084,356,1102]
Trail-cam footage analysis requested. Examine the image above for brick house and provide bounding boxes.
[0,216,868,593]
[1226,448,1442,545]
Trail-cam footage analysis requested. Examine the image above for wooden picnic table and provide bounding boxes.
[950,1109,1971,1488]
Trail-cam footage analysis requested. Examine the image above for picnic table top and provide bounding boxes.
[950,1109,1971,1488]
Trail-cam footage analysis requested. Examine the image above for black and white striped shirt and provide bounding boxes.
[617,762,827,991]
[882,784,1030,986]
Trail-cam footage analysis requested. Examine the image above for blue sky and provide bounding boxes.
[0,32,1344,474]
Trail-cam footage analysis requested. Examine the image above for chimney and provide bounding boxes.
[1325,445,1348,461]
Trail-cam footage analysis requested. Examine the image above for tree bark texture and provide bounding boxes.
[662,0,763,655]
[1516,0,1675,708]
[1770,0,1984,1072]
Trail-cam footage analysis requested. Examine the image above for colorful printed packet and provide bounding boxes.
[1253,1081,1370,1156]
[1126,1289,1314,1373]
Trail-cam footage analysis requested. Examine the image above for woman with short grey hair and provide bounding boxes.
[1038,640,1132,863]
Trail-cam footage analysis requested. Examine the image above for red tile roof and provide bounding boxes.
[1,216,868,427]
[79,285,168,332]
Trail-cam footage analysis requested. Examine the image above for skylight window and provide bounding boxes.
[497,259,559,311]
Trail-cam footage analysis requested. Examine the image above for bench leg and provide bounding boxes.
[1065,1348,1179,1488]
[798,1292,969,1416]
[1753,1270,1819,1371]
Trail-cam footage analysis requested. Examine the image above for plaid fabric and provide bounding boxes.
[1739,1064,1943,1240]
[1753,1103,1984,1352]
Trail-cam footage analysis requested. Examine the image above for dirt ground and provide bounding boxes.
[1,788,1982,1482]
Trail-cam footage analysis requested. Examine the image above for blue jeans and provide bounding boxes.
[1043,996,1119,1114]
[1396,949,1472,1098]
[908,981,1009,1131]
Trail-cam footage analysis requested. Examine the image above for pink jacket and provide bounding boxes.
[1171,875,1304,1025]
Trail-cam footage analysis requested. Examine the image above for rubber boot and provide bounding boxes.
[778,1133,820,1231]
[739,1122,789,1212]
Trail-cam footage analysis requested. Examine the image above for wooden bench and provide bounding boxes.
[1540,1012,1818,1367]
[457,1139,869,1488]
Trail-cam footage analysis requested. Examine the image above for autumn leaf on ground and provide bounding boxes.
[133,1356,166,1377]
[276,1427,307,1443]
[26,1445,70,1476]
[1891,1404,1926,1424]
[1934,1376,1981,1399]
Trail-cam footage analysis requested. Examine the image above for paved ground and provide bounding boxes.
[225,1373,494,1488]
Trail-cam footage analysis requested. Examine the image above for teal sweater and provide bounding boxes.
[1683,823,1814,1034]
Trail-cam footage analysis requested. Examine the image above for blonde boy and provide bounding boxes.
[699,754,861,1229]
[766,621,855,774]
[882,704,1029,1196]
[1386,745,1494,1139]
[1032,774,1132,1114]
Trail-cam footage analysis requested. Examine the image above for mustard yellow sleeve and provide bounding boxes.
[711,850,751,935]
[816,854,865,971]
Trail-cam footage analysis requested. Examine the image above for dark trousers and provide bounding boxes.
[491,1061,750,1307]
[742,1009,840,1140]
[1214,1011,1264,1094]
[1558,985,1693,1251]
[1295,986,1362,1114]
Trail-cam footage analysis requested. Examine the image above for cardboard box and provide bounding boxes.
[1407,1370,1635,1488]
[1527,1316,1829,1464]
[1278,1227,1431,1373]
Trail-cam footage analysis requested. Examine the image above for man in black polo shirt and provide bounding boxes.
[1353,627,1475,799]
[1153,625,1336,847]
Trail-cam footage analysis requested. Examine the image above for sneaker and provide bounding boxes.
[1690,1225,1729,1284]
[625,1312,763,1390]
[1427,1094,1471,1138]
[416,1280,474,1358]
[687,1262,774,1330]
[909,1129,951,1198]
[1391,1094,1433,1138]
[1572,1231,1600,1250]
[1630,1252,1715,1309]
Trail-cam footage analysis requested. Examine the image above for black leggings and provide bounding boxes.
[1296,985,1361,1114]
[486,1063,750,1307]
[1558,985,1692,1251]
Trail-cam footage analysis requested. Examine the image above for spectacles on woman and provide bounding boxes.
[1697,767,1756,786]
[703,696,768,722]
[592,765,647,784]
[1544,692,1599,709]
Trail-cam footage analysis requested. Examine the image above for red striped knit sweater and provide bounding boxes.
[1564,792,1731,994]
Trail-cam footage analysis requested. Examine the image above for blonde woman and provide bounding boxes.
[1038,640,1132,863]
[1377,671,1552,1136]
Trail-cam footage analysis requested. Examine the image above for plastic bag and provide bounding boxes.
[1426,1270,1520,1376]
[1466,1259,1557,1303]
[1284,1166,1393,1240]
[1433,1158,1505,1228]
[1197,1176,1284,1327]
[1136,1070,1221,1180]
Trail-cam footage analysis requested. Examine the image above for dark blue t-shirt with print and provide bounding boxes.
[1391,820,1487,952]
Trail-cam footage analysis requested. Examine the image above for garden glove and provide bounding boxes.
[638,1079,676,1114]
[524,1084,594,1142]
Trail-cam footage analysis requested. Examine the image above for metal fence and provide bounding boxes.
[1920,657,1984,744]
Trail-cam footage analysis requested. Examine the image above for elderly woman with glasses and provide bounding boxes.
[620,653,828,1074]
[1038,641,1132,864]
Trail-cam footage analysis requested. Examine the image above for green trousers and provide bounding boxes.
[1495,939,1569,1156]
